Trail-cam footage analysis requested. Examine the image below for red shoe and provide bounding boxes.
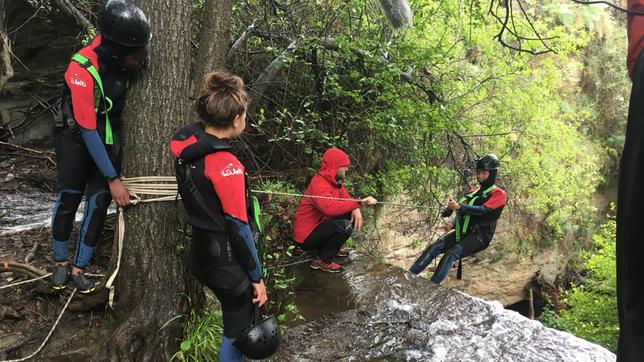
[309,259,343,273]
[336,248,351,257]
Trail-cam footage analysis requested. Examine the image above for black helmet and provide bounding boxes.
[234,315,281,359]
[475,154,500,171]
[97,1,151,48]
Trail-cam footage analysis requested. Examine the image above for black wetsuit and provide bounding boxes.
[410,176,506,283]
[171,123,262,339]
[51,35,128,268]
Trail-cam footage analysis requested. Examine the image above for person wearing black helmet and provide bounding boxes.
[50,0,151,293]
[409,154,507,283]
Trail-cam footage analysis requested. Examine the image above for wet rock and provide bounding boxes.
[277,254,615,362]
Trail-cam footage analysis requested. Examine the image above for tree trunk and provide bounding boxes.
[0,0,13,93]
[97,1,195,360]
[190,0,232,96]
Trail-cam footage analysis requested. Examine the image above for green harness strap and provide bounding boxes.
[455,184,497,242]
[251,196,266,270]
[71,53,113,145]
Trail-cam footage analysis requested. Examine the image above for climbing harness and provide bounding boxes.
[70,53,114,145]
[453,184,497,279]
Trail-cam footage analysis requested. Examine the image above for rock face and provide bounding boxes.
[276,255,615,362]
[1,0,79,146]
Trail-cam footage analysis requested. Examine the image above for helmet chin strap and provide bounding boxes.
[478,169,497,189]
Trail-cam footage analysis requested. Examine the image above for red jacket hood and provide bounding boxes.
[318,147,350,186]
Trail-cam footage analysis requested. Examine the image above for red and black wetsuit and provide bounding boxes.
[170,123,262,340]
[51,36,128,269]
[410,177,506,284]
[618,3,644,360]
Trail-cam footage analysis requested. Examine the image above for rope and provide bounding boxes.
[122,176,178,204]
[0,273,51,290]
[104,176,443,307]
[0,289,77,362]
[250,190,442,210]
[267,258,313,270]
[0,268,104,291]
[105,176,179,308]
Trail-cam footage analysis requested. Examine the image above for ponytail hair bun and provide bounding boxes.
[196,71,248,128]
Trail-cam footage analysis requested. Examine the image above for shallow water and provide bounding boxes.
[0,188,114,235]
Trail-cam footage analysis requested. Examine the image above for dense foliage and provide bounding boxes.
[541,213,618,351]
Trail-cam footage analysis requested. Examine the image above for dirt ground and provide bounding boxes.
[1,150,115,361]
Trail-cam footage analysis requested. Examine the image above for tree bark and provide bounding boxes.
[190,0,232,96]
[96,0,195,360]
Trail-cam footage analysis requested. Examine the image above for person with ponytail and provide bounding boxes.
[409,154,507,283]
[170,71,267,361]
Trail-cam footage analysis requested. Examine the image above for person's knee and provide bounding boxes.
[446,244,463,259]
[52,189,83,241]
[80,190,111,247]
[337,219,353,234]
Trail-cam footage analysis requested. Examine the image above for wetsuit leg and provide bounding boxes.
[300,218,353,262]
[409,231,456,275]
[430,244,462,284]
[72,133,120,269]
[190,227,254,339]
[220,336,244,362]
[52,128,90,262]
[430,231,492,284]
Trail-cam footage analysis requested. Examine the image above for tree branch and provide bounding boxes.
[52,0,92,30]
[248,39,299,113]
[225,19,259,67]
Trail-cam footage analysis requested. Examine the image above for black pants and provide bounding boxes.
[409,229,492,283]
[300,216,353,262]
[617,50,644,361]
[51,127,120,268]
[190,227,253,338]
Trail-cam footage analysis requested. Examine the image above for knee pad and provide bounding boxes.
[78,190,111,248]
[52,189,83,241]
[205,264,251,298]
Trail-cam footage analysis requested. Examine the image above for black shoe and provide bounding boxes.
[71,271,96,294]
[51,264,69,291]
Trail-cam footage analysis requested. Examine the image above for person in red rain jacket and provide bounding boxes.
[293,147,378,273]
